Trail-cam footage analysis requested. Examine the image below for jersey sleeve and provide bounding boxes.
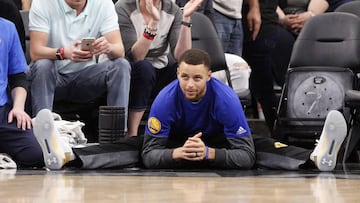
[144,88,175,137]
[211,80,255,169]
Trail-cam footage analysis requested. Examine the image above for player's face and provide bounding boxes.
[177,62,211,102]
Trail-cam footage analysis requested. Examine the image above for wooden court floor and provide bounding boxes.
[2,165,360,203]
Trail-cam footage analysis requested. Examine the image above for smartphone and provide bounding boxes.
[80,37,95,51]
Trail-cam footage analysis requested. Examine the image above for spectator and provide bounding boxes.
[27,0,131,133]
[141,49,347,172]
[115,0,203,136]
[0,0,26,52]
[242,1,296,131]
[212,0,261,56]
[0,17,43,168]
[279,0,351,35]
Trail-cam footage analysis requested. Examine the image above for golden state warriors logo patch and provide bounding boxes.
[274,142,288,149]
[148,117,161,134]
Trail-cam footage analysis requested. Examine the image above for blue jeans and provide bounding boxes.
[0,104,44,167]
[243,25,295,130]
[213,10,243,56]
[28,58,131,127]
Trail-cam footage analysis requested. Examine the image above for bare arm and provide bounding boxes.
[173,0,203,60]
[9,87,32,130]
[294,0,329,25]
[30,31,91,62]
[30,29,124,62]
[29,31,57,61]
[244,0,261,40]
[129,0,160,61]
[283,0,329,34]
[308,0,329,15]
[92,30,125,59]
[21,0,31,10]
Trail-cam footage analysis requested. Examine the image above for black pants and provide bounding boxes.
[0,104,44,167]
[243,25,295,130]
[72,135,312,170]
[253,134,313,170]
[129,60,178,111]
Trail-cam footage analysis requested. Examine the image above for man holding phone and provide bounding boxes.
[27,0,131,130]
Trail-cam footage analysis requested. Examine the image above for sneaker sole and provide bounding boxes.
[33,109,64,170]
[316,110,347,171]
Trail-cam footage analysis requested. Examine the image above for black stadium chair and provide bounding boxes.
[335,1,360,162]
[191,12,232,87]
[191,12,251,108]
[19,9,31,64]
[335,1,360,17]
[273,13,360,149]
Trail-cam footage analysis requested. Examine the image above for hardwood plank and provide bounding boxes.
[1,173,360,203]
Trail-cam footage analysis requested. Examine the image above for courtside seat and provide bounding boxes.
[191,12,252,109]
[335,1,360,17]
[273,13,360,148]
[19,9,30,64]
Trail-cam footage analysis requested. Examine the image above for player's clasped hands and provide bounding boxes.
[180,132,207,161]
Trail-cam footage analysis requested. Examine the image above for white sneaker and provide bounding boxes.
[310,110,347,171]
[0,154,17,169]
[55,120,87,147]
[33,109,74,170]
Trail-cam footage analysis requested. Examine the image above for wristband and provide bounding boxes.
[143,28,157,40]
[205,146,209,160]
[181,21,192,28]
[55,48,63,60]
[146,26,158,33]
[143,31,155,40]
[60,47,65,60]
[56,47,65,60]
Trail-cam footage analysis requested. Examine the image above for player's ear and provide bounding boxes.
[207,70,212,81]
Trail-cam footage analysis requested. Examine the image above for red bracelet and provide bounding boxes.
[60,47,65,60]
[143,31,155,40]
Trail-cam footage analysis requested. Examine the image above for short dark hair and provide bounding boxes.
[178,49,211,70]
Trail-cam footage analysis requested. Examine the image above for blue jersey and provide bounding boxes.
[0,18,28,106]
[146,78,251,141]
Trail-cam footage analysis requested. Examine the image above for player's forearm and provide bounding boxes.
[210,136,255,169]
[142,135,180,168]
[308,0,329,15]
[11,87,27,111]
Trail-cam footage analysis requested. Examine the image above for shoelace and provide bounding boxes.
[52,113,87,147]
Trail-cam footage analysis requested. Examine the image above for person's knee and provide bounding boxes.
[112,58,131,76]
[30,59,56,78]
[134,60,156,83]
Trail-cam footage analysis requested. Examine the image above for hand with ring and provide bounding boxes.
[172,132,206,161]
